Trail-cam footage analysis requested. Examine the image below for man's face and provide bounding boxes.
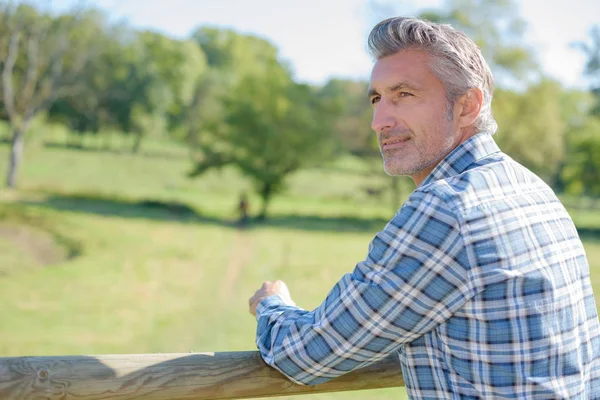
[369,48,461,184]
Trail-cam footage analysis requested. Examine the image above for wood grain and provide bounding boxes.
[0,351,404,399]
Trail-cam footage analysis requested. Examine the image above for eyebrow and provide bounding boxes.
[367,81,419,99]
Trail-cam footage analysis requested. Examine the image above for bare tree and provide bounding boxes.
[0,2,100,188]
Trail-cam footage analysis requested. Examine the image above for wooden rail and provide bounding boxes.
[0,351,404,399]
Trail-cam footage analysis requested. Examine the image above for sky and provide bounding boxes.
[55,0,599,88]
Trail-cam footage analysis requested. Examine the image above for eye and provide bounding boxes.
[370,95,381,105]
[398,91,413,97]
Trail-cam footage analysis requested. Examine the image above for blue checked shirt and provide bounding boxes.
[255,132,600,399]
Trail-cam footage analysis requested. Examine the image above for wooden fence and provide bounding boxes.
[0,351,404,399]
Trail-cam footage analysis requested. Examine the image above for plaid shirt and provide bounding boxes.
[255,132,600,399]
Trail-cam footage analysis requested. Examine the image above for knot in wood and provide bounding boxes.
[37,369,49,380]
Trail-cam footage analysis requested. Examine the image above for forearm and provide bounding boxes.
[255,276,403,385]
[255,295,319,385]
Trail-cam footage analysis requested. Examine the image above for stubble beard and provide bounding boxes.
[381,125,456,178]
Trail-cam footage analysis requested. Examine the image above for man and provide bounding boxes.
[248,17,600,399]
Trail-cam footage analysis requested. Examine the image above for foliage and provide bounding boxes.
[492,79,566,182]
[318,79,376,157]
[181,27,293,148]
[0,2,107,186]
[189,59,337,218]
[51,28,206,153]
[576,25,600,115]
[561,117,600,197]
[181,27,341,218]
[0,3,106,124]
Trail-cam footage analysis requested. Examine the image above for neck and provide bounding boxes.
[410,128,480,186]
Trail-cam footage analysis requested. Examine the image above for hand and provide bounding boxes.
[249,280,296,316]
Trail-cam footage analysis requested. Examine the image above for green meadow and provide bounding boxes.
[1,137,599,400]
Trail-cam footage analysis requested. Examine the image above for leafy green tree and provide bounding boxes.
[181,27,291,150]
[493,79,566,182]
[132,31,206,152]
[559,25,600,196]
[561,117,600,196]
[50,28,206,153]
[318,79,376,157]
[576,25,600,116]
[554,88,600,196]
[48,23,131,136]
[0,3,105,187]
[189,50,336,219]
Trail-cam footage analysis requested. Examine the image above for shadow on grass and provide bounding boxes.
[20,193,228,226]
[260,214,389,233]
[42,141,186,160]
[19,193,390,233]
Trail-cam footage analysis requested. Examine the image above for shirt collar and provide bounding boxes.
[420,132,501,187]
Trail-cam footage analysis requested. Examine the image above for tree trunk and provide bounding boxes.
[132,132,143,154]
[6,127,24,188]
[257,182,273,220]
[102,130,112,151]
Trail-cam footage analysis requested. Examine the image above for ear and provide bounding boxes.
[457,88,483,129]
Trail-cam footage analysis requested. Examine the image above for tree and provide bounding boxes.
[0,2,104,187]
[554,87,600,197]
[47,23,131,138]
[318,79,376,157]
[50,28,207,153]
[129,31,206,153]
[560,24,600,196]
[492,79,566,182]
[561,116,600,197]
[188,42,336,219]
[181,27,287,151]
[576,25,600,116]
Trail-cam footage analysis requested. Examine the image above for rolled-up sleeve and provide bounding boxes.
[255,190,475,385]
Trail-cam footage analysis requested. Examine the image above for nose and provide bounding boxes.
[371,98,396,133]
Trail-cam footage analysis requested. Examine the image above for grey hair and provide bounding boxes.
[368,17,498,134]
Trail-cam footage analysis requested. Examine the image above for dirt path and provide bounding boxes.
[218,229,254,303]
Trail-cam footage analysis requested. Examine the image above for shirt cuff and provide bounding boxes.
[255,294,297,321]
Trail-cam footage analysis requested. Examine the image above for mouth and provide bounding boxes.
[382,136,411,150]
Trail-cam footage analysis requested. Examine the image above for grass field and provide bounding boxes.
[1,137,599,400]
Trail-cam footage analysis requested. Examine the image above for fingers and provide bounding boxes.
[248,280,291,316]
[248,281,269,315]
